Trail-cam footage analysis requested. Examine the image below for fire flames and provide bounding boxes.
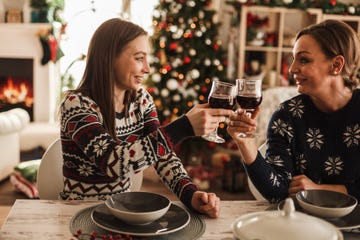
[0,77,33,107]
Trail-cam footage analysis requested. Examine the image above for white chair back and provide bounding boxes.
[37,138,63,200]
[37,138,143,200]
[247,143,267,201]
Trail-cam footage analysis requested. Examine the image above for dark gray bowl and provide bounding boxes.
[105,191,171,225]
[296,190,357,218]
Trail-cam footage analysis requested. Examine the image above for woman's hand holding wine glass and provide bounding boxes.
[235,78,263,138]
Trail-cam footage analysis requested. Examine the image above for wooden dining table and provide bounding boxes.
[0,199,359,240]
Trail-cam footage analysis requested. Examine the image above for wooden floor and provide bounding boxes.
[0,174,254,228]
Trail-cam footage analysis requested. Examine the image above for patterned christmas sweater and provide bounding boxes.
[59,88,198,209]
[246,89,360,202]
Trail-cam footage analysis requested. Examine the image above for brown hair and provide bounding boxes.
[296,19,360,90]
[73,18,147,139]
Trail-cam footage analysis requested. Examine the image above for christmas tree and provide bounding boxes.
[146,0,228,128]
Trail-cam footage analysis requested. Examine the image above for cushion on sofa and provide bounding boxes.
[0,108,30,134]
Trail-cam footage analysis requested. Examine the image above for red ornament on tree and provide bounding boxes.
[213,44,219,51]
[160,21,167,29]
[169,42,178,50]
[329,0,337,7]
[183,56,191,64]
[163,64,172,71]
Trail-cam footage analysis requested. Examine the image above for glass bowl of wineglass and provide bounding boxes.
[236,78,262,138]
[202,80,236,143]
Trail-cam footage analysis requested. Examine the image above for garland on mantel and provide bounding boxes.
[226,0,360,26]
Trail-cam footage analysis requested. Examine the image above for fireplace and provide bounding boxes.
[0,23,59,123]
[0,58,34,121]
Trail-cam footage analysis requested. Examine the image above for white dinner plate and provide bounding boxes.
[91,203,190,236]
[278,200,360,230]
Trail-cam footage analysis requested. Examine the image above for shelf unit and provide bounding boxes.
[322,13,360,33]
[238,6,325,88]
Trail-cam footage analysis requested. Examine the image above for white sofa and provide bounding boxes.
[19,122,60,152]
[0,108,30,181]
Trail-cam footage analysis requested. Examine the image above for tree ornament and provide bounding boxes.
[166,79,179,90]
[161,88,169,97]
[176,46,183,53]
[213,59,220,66]
[163,109,170,116]
[348,5,355,14]
[195,30,203,37]
[183,56,191,64]
[172,94,181,102]
[154,99,162,108]
[204,58,211,66]
[191,69,200,79]
[169,42,178,50]
[213,44,219,51]
[189,49,197,56]
[330,0,337,7]
[198,10,205,19]
[187,0,196,7]
[152,73,161,83]
[201,86,208,93]
[170,25,178,33]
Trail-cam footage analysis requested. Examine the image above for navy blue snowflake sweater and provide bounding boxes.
[59,88,198,209]
[246,89,360,202]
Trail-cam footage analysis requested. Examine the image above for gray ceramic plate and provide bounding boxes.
[91,203,190,236]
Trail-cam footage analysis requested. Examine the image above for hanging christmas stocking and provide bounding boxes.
[39,36,51,65]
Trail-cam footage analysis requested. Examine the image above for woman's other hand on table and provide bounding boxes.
[191,191,220,218]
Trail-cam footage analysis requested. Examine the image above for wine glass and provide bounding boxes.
[202,80,236,143]
[236,78,262,138]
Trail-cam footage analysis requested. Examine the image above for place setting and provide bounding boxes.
[69,191,205,239]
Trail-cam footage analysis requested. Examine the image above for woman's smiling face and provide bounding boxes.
[289,34,334,95]
[113,35,150,92]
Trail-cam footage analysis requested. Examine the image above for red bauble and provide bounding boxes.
[163,64,172,71]
[147,87,154,94]
[329,0,337,6]
[160,21,167,29]
[183,56,191,64]
[169,42,178,50]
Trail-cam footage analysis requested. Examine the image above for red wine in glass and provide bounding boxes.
[209,95,235,110]
[236,95,262,112]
